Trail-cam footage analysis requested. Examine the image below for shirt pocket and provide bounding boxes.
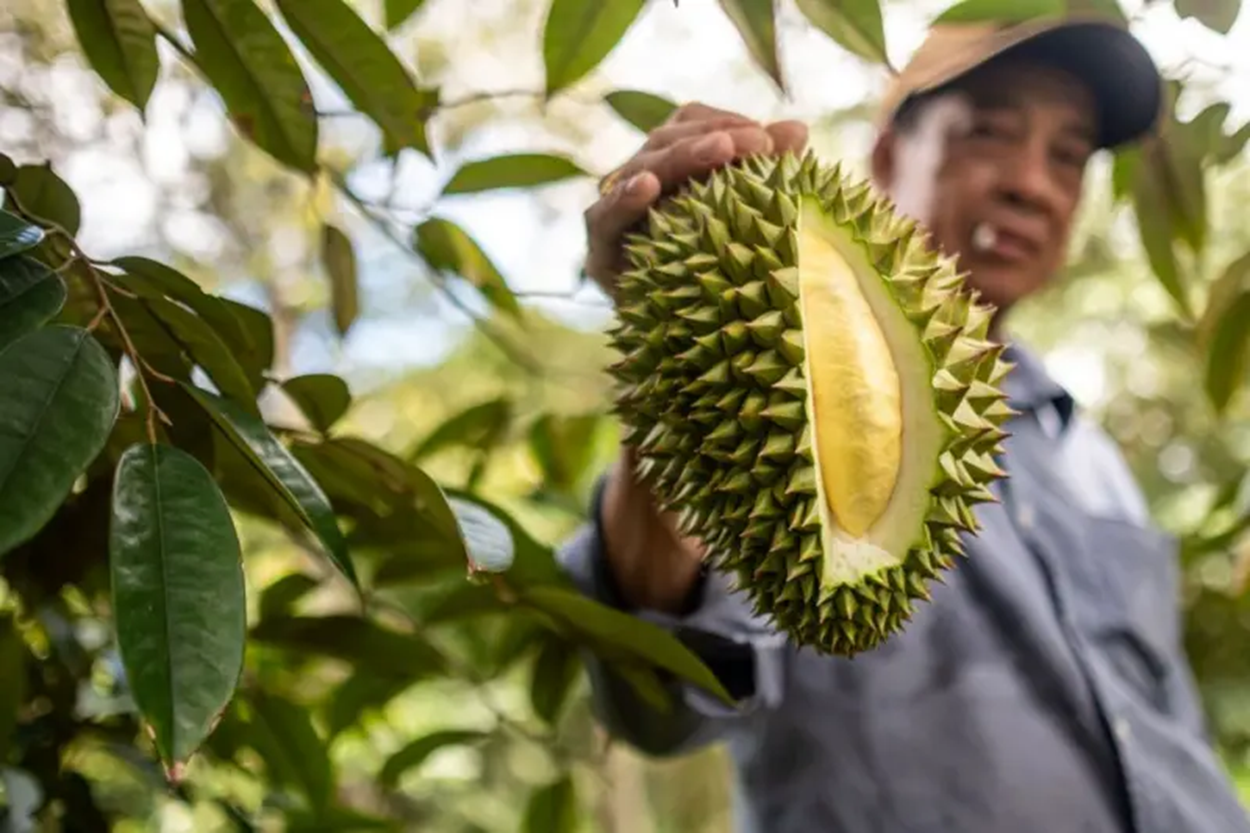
[1077,513,1182,710]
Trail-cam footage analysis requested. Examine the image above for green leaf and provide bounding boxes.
[0,255,66,352]
[286,809,397,832]
[717,0,784,91]
[219,298,273,392]
[0,209,45,258]
[249,615,446,679]
[319,224,359,336]
[449,496,515,573]
[530,634,580,725]
[112,256,255,374]
[1131,165,1193,320]
[1203,289,1250,414]
[66,0,160,110]
[182,0,318,173]
[414,218,520,319]
[2,163,82,236]
[110,442,246,773]
[442,489,570,588]
[541,0,649,96]
[529,412,603,495]
[522,776,577,833]
[0,326,119,557]
[1176,0,1241,32]
[244,689,332,810]
[604,89,677,132]
[181,384,358,586]
[324,672,410,737]
[274,0,434,157]
[934,0,1064,22]
[141,295,259,412]
[0,615,25,762]
[410,397,512,460]
[441,153,588,195]
[384,0,426,29]
[1201,250,1250,350]
[378,730,486,788]
[519,586,732,703]
[281,374,351,433]
[794,0,888,65]
[258,572,320,620]
[0,154,15,186]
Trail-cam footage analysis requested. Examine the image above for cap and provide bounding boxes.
[876,14,1164,149]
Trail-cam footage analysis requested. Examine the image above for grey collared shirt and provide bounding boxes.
[557,343,1250,833]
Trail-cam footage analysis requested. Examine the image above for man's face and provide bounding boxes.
[875,59,1099,313]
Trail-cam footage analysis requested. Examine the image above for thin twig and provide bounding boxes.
[8,196,170,443]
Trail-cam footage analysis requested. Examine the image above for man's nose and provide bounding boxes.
[998,140,1059,211]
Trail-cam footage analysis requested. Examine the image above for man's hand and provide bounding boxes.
[584,102,808,301]
[589,103,808,614]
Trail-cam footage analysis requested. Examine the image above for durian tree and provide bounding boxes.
[1,0,1249,829]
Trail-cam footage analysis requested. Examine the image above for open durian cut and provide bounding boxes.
[605,150,1015,656]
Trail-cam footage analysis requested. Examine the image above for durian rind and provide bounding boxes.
[606,150,1014,656]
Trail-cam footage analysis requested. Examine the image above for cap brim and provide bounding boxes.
[887,18,1165,149]
[993,21,1163,148]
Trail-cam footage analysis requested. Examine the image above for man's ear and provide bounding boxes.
[870,128,896,190]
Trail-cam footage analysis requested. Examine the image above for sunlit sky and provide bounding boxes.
[42,0,1250,396]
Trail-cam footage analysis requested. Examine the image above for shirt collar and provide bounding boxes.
[1000,342,1075,432]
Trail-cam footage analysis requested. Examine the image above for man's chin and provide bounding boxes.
[961,261,1041,312]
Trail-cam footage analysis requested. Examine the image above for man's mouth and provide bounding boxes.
[970,222,1038,264]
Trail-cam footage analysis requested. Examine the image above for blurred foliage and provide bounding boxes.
[0,0,1248,830]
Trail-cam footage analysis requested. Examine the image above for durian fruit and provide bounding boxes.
[605,150,1015,656]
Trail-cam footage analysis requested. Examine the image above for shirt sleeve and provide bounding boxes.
[554,476,789,756]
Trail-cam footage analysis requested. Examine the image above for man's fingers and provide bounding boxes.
[668,101,754,125]
[584,170,662,292]
[639,126,774,192]
[766,119,809,154]
[644,115,762,151]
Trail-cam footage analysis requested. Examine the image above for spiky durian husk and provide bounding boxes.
[605,150,1015,656]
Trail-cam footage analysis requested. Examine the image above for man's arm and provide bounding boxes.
[556,450,790,757]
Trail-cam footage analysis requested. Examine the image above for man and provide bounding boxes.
[559,12,1250,833]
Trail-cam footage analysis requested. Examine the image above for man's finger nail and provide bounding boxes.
[624,172,647,195]
[693,132,726,160]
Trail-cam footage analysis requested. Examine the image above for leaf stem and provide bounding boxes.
[4,195,170,443]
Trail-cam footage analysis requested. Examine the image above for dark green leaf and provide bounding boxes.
[604,89,677,132]
[385,0,426,29]
[414,218,520,318]
[274,0,433,157]
[285,809,397,831]
[717,0,784,91]
[244,689,332,810]
[0,326,119,557]
[441,489,570,587]
[410,397,512,460]
[110,442,245,772]
[441,153,588,195]
[0,615,24,761]
[66,0,160,110]
[320,224,359,336]
[542,0,648,96]
[0,209,44,258]
[529,412,603,494]
[1175,0,1241,32]
[612,661,675,713]
[258,572,320,620]
[0,255,66,352]
[0,154,15,185]
[530,635,580,725]
[2,163,81,236]
[449,496,515,573]
[218,299,273,392]
[794,0,888,65]
[379,730,486,788]
[143,295,258,412]
[250,615,446,679]
[1199,249,1250,351]
[1203,289,1250,414]
[182,0,318,173]
[405,579,506,624]
[324,672,411,737]
[281,374,351,433]
[112,256,255,375]
[1132,166,1193,320]
[520,586,732,703]
[522,776,577,833]
[181,384,357,586]
[934,0,1064,22]
[1218,121,1250,164]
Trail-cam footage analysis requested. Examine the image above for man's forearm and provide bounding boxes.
[599,446,706,613]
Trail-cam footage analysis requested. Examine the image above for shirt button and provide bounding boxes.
[1114,717,1132,743]
[1017,502,1035,530]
